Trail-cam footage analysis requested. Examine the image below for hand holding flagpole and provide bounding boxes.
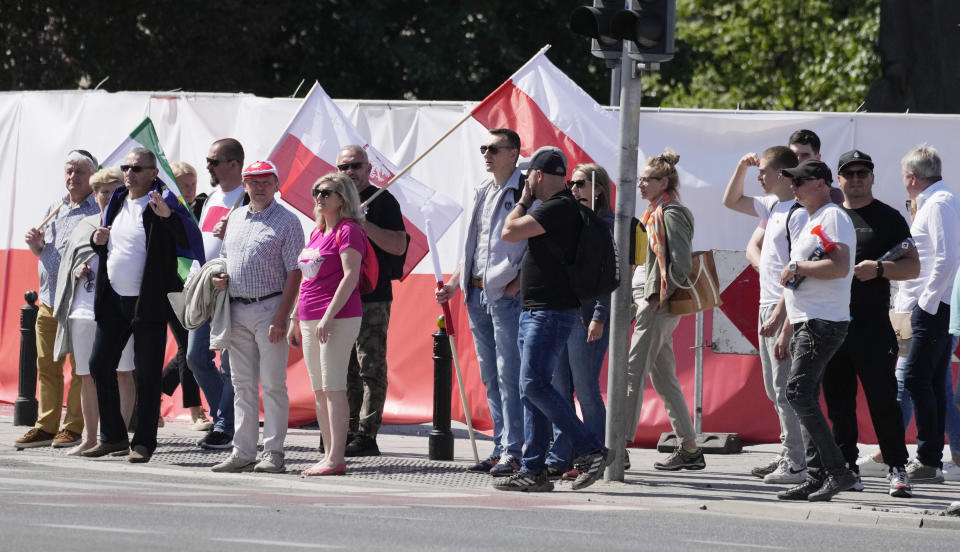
[425,220,479,463]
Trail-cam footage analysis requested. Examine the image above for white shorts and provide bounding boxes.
[69,318,135,376]
[301,317,362,392]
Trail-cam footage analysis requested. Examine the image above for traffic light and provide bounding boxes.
[612,0,676,64]
[569,1,624,68]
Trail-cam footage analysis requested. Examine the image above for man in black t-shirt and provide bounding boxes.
[825,149,920,498]
[494,146,608,493]
[336,145,408,457]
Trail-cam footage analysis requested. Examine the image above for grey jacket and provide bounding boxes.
[52,214,100,360]
[458,168,528,303]
[168,258,230,349]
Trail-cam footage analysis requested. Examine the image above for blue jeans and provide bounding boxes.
[898,334,960,458]
[786,319,849,478]
[186,320,234,436]
[546,318,609,470]
[903,303,952,467]
[465,287,523,458]
[518,309,603,473]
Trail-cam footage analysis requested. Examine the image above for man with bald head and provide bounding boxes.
[335,145,408,457]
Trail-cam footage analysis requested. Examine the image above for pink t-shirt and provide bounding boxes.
[297,219,365,321]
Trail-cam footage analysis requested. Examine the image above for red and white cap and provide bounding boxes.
[241,160,278,179]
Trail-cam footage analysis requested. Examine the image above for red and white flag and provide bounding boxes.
[268,82,463,278]
[472,45,620,178]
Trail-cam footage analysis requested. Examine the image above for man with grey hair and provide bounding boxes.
[895,144,960,483]
[336,145,407,457]
[14,150,100,450]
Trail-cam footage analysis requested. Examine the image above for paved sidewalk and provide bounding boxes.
[3,407,959,531]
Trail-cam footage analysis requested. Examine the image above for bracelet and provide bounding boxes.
[876,261,884,278]
[516,201,529,211]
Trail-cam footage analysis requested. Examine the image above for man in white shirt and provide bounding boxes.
[187,138,247,451]
[722,146,806,483]
[895,144,960,483]
[774,160,857,502]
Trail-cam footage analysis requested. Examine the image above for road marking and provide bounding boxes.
[509,525,604,536]
[211,538,342,549]
[36,523,159,534]
[541,504,649,511]
[685,540,788,550]
[148,502,259,508]
[384,492,478,498]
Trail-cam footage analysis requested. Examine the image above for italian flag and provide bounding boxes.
[101,117,206,280]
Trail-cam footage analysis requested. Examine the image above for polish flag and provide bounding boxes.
[471,45,620,178]
[268,82,463,278]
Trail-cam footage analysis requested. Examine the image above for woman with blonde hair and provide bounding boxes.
[288,172,366,476]
[623,149,703,471]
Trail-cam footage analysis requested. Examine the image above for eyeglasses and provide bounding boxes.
[637,176,660,184]
[567,179,588,189]
[120,165,155,173]
[839,169,872,180]
[205,157,234,167]
[480,145,516,155]
[791,176,817,186]
[312,188,338,199]
[337,162,365,171]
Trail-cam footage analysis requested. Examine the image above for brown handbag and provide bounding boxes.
[668,250,723,315]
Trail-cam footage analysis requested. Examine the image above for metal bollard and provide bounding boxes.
[429,316,454,460]
[14,291,39,426]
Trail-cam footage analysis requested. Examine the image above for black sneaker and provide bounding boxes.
[198,430,233,450]
[344,434,381,457]
[489,455,521,477]
[654,447,706,471]
[572,447,610,490]
[777,478,822,501]
[493,470,554,492]
[467,454,499,472]
[808,471,857,502]
[545,465,566,480]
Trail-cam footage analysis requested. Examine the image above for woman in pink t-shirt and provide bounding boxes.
[288,173,365,476]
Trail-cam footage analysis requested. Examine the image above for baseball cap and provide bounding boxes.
[781,159,833,185]
[242,160,279,179]
[518,146,567,176]
[837,149,874,172]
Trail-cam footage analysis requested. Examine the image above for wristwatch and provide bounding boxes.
[788,261,798,274]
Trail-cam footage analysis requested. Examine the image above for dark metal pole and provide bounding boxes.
[429,317,454,460]
[14,290,39,426]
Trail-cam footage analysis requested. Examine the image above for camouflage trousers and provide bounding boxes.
[348,300,392,438]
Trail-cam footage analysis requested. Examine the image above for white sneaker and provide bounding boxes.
[888,466,912,498]
[763,459,807,484]
[254,450,285,473]
[211,453,256,473]
[942,461,960,482]
[855,455,889,478]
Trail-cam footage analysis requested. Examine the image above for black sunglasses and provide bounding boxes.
[120,165,155,173]
[337,162,364,171]
[567,179,588,189]
[205,157,235,167]
[839,168,872,180]
[480,145,516,155]
[312,188,338,199]
[791,176,817,186]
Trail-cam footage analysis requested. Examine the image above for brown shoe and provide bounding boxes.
[128,445,151,464]
[14,428,55,449]
[52,429,82,448]
[81,441,130,458]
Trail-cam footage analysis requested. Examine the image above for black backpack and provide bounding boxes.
[560,198,621,301]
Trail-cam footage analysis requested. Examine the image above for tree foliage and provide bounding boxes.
[1,1,880,112]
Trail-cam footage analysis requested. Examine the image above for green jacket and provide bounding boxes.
[644,201,695,302]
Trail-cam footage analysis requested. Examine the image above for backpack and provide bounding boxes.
[334,223,380,295]
[559,197,621,301]
[782,200,803,254]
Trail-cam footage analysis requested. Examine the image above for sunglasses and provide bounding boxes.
[479,145,516,155]
[839,168,872,180]
[567,179,588,189]
[637,176,661,184]
[337,162,365,171]
[791,176,818,186]
[312,188,338,199]
[205,157,234,167]
[120,165,155,173]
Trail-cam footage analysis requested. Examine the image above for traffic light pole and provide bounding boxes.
[604,53,642,482]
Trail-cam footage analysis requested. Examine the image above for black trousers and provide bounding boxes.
[823,315,908,469]
[89,284,167,453]
[161,317,202,408]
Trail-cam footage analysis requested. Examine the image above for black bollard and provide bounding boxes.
[429,316,454,460]
[14,291,39,426]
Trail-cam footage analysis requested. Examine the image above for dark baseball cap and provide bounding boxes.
[518,146,567,176]
[837,149,874,172]
[782,159,833,185]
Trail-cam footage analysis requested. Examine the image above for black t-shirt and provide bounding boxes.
[843,199,911,317]
[521,189,582,311]
[359,184,405,302]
